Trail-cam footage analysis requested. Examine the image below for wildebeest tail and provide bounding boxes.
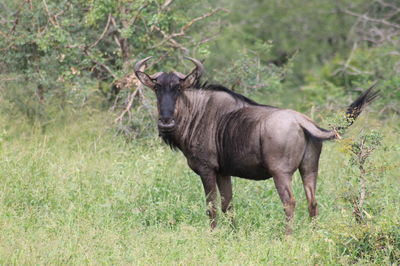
[296,115,338,140]
[297,84,379,140]
[342,84,379,129]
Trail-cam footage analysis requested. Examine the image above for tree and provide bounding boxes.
[0,0,227,125]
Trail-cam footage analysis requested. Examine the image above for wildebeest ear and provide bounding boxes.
[180,69,199,89]
[135,71,156,88]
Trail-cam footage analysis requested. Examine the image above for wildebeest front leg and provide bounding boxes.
[200,173,218,229]
[217,175,235,226]
[273,174,296,234]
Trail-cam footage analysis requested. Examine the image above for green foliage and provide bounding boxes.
[333,223,400,264]
[301,46,400,113]
[339,46,400,114]
[208,0,361,81]
[211,41,289,95]
[0,0,227,125]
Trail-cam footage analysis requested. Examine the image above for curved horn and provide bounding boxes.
[150,72,163,79]
[172,71,187,79]
[134,56,153,73]
[184,56,204,77]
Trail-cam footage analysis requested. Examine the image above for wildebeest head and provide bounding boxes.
[134,57,203,132]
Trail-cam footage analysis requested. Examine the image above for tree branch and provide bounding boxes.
[150,8,228,52]
[89,13,112,49]
[83,49,117,79]
[42,0,59,27]
[161,0,174,10]
[172,8,229,38]
[344,8,400,29]
[114,85,143,123]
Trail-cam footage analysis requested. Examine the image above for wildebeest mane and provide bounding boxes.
[194,81,275,108]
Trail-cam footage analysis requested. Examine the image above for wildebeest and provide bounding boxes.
[134,56,378,233]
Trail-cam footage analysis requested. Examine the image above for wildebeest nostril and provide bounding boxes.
[159,118,174,124]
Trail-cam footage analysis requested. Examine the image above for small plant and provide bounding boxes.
[326,109,383,224]
[348,130,383,223]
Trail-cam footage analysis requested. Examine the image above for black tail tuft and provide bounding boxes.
[346,83,380,126]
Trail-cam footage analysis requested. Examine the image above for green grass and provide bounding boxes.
[0,111,399,264]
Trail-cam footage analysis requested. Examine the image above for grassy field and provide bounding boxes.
[0,110,399,264]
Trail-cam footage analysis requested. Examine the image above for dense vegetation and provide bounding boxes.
[0,0,399,264]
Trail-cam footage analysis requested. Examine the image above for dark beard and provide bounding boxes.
[159,130,179,150]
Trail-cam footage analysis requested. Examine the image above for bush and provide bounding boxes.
[335,224,400,264]
[300,45,400,115]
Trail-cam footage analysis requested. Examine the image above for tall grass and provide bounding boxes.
[0,110,398,264]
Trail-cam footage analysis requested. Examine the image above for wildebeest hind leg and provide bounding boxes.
[299,140,322,218]
[217,175,235,227]
[272,173,296,234]
[300,170,318,218]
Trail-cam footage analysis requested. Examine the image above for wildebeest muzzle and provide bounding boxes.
[158,117,176,132]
